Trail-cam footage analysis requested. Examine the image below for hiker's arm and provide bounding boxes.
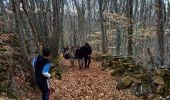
[32,57,37,67]
[42,63,51,78]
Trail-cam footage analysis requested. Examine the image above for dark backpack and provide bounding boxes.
[77,47,85,58]
[75,49,80,58]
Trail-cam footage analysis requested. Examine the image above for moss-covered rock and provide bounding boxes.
[98,55,170,97]
[155,85,165,94]
[0,40,5,45]
[153,75,164,85]
[111,68,125,77]
[116,76,133,89]
[0,48,7,52]
[155,69,161,75]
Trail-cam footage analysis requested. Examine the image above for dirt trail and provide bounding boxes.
[50,60,137,100]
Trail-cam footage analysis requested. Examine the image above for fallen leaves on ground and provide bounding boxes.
[0,33,12,41]
[50,60,138,100]
[0,33,139,100]
[0,33,40,100]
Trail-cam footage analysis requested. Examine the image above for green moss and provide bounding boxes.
[0,48,7,51]
[50,57,62,80]
[56,67,62,80]
[7,91,18,100]
[116,76,133,89]
[111,68,125,77]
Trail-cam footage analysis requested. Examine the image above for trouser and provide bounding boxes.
[84,56,91,68]
[78,58,84,69]
[36,79,50,100]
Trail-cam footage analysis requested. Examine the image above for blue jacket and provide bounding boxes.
[32,55,51,80]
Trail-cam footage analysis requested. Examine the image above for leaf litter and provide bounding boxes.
[50,60,138,100]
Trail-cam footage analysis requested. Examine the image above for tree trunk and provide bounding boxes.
[73,0,86,45]
[113,0,121,56]
[20,0,40,52]
[60,0,65,48]
[87,0,91,35]
[51,0,63,58]
[127,0,133,56]
[99,0,107,54]
[155,0,165,65]
[0,0,7,32]
[12,0,30,62]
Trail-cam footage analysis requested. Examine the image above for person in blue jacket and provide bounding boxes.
[32,47,51,100]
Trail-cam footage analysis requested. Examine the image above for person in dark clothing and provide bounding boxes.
[62,46,70,59]
[79,43,92,69]
[32,48,51,100]
[84,43,92,68]
[74,45,80,59]
[62,46,76,66]
[74,45,83,69]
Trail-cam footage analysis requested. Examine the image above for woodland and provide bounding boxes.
[0,0,170,100]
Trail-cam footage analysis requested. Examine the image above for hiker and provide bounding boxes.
[62,46,70,59]
[62,46,75,66]
[84,43,92,68]
[70,46,76,59]
[69,46,76,66]
[75,45,80,59]
[78,43,92,69]
[75,45,84,69]
[32,47,51,100]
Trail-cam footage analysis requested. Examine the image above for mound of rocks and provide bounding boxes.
[96,55,170,99]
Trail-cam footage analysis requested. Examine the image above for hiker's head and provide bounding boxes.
[66,45,69,48]
[42,47,51,58]
[85,42,89,46]
[77,45,80,48]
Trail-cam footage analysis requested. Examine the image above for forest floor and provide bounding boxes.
[49,60,138,100]
[0,33,138,100]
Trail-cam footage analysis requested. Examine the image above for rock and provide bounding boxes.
[123,56,134,63]
[111,68,125,76]
[102,59,111,68]
[122,63,132,68]
[0,40,5,45]
[0,76,7,81]
[155,68,169,76]
[111,61,121,69]
[0,48,7,51]
[155,85,165,94]
[163,77,170,86]
[127,64,142,72]
[155,69,161,75]
[131,73,147,81]
[133,83,151,96]
[145,94,156,100]
[100,54,170,97]
[132,78,142,84]
[133,73,143,79]
[150,95,162,100]
[153,75,164,85]
[116,76,133,89]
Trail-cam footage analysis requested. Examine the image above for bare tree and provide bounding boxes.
[127,0,133,56]
[98,0,107,54]
[12,0,30,62]
[73,0,86,45]
[155,0,165,65]
[51,0,64,58]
